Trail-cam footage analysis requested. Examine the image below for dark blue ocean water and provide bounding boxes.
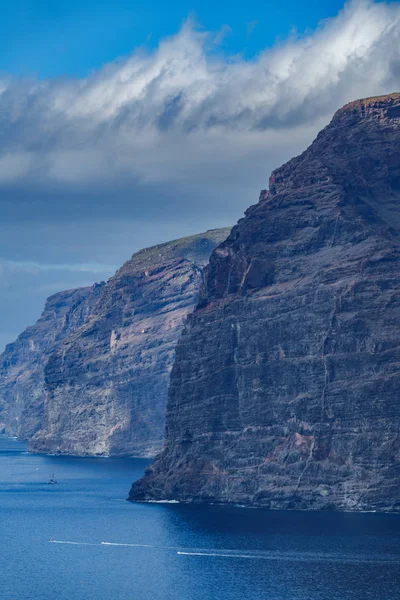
[0,435,399,600]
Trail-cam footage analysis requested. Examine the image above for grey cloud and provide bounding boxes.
[157,93,185,131]
[0,0,400,350]
[0,0,398,192]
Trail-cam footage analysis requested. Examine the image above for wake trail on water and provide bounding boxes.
[50,541,99,546]
[177,551,268,559]
[48,541,400,563]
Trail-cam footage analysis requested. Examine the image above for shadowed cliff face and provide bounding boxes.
[0,285,104,439]
[22,229,229,457]
[130,94,400,511]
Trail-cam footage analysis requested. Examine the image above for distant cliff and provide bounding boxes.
[0,284,104,439]
[0,228,229,457]
[130,93,400,512]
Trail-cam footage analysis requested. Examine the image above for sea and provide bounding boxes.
[0,434,399,600]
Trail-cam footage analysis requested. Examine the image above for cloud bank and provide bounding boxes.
[0,0,399,195]
[0,0,400,349]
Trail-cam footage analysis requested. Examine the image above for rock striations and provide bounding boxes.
[0,285,104,439]
[0,229,228,457]
[130,94,400,511]
[29,229,228,457]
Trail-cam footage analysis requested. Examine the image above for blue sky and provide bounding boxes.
[0,0,399,350]
[2,0,348,77]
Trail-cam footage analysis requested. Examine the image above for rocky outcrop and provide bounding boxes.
[130,94,400,512]
[0,284,104,438]
[27,229,229,457]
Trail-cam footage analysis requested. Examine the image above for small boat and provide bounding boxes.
[47,473,57,484]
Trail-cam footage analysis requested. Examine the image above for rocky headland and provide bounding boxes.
[130,93,400,511]
[0,229,229,457]
[0,284,104,440]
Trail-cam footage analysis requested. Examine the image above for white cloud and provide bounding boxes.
[0,0,398,191]
[0,0,400,351]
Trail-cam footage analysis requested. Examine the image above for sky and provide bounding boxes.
[1,0,348,77]
[0,0,400,351]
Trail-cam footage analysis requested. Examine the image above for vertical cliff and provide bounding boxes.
[27,229,229,457]
[130,94,400,511]
[0,284,104,438]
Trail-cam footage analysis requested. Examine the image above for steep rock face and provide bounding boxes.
[0,284,103,438]
[130,94,400,511]
[29,229,229,457]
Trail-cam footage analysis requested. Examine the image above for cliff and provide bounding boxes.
[0,284,104,438]
[27,229,229,457]
[130,93,400,511]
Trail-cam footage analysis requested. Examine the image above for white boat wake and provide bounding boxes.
[48,540,400,563]
[177,551,267,559]
[49,540,98,546]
